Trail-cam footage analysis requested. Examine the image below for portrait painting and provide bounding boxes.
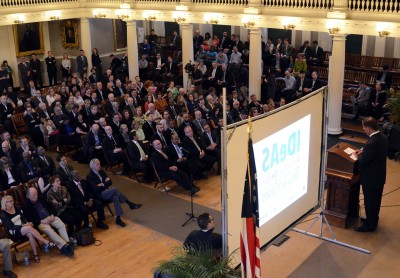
[61,20,79,48]
[13,22,44,57]
[113,19,127,51]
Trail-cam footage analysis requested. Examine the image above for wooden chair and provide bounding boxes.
[5,184,27,208]
[102,149,124,175]
[344,70,355,84]
[364,72,376,86]
[150,159,173,192]
[392,58,400,72]
[371,57,383,70]
[124,150,145,182]
[11,113,27,136]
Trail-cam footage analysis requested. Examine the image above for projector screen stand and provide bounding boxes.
[293,90,370,254]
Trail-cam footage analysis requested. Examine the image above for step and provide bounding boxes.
[339,134,368,145]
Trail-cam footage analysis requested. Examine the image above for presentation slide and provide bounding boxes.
[253,115,311,226]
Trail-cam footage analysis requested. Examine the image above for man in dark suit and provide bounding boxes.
[376,64,393,90]
[68,170,108,229]
[1,131,16,151]
[0,95,14,134]
[89,68,98,84]
[86,158,142,227]
[114,79,127,97]
[16,136,37,162]
[85,124,105,162]
[219,32,232,50]
[45,50,57,86]
[353,117,388,232]
[178,113,197,139]
[151,139,200,194]
[76,49,88,79]
[36,146,56,182]
[304,71,324,94]
[170,30,182,49]
[182,126,216,174]
[18,56,31,91]
[0,141,20,167]
[295,70,311,98]
[30,54,43,88]
[152,123,169,149]
[163,56,179,83]
[126,131,153,182]
[23,105,44,146]
[17,151,42,183]
[183,212,222,252]
[201,124,221,175]
[101,125,129,174]
[370,82,388,121]
[142,113,157,141]
[109,54,122,77]
[309,40,324,66]
[56,154,74,184]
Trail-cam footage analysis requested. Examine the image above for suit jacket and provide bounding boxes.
[102,135,124,163]
[23,112,41,131]
[17,159,41,182]
[220,37,232,50]
[38,109,52,120]
[150,149,176,174]
[280,44,293,57]
[18,62,31,79]
[172,35,182,48]
[182,136,206,159]
[16,145,37,161]
[30,59,42,73]
[142,121,156,141]
[86,169,112,200]
[126,140,148,166]
[165,61,179,75]
[152,132,169,148]
[192,118,207,135]
[376,71,393,89]
[0,149,20,166]
[308,78,324,92]
[201,131,219,147]
[45,56,57,72]
[89,74,98,84]
[166,105,180,119]
[67,179,94,208]
[56,165,74,184]
[310,47,324,64]
[0,167,19,190]
[1,140,17,151]
[178,121,197,139]
[76,55,88,72]
[113,86,127,97]
[85,130,104,149]
[296,77,311,94]
[36,155,56,178]
[23,197,56,229]
[370,90,388,108]
[358,132,388,186]
[0,103,13,124]
[32,96,48,108]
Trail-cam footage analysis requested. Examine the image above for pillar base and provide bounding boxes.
[328,128,343,135]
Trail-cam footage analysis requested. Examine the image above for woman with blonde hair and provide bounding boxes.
[0,195,55,263]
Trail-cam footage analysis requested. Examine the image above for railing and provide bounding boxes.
[135,0,180,2]
[348,0,400,12]
[0,0,77,6]
[191,0,248,5]
[263,0,333,9]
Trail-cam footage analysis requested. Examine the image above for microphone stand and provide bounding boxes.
[181,148,197,227]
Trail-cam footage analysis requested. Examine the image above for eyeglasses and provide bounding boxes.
[209,218,214,222]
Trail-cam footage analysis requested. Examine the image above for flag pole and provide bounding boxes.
[221,87,228,257]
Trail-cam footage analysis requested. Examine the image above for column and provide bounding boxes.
[374,36,386,57]
[42,22,51,86]
[80,18,92,71]
[126,20,139,80]
[327,34,346,135]
[361,35,368,55]
[180,23,194,89]
[249,27,262,100]
[394,38,400,59]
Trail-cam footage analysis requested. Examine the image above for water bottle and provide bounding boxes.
[73,237,78,248]
[24,254,29,266]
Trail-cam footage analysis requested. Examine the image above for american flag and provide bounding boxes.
[240,137,261,278]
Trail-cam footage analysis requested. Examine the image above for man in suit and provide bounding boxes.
[0,95,14,134]
[16,136,37,161]
[0,141,20,167]
[192,110,207,136]
[351,82,371,120]
[45,50,57,86]
[151,139,200,194]
[88,68,98,84]
[23,105,44,146]
[36,146,56,182]
[163,56,179,83]
[126,131,153,182]
[31,90,47,108]
[178,113,197,139]
[18,56,31,91]
[102,125,129,174]
[114,79,126,97]
[376,64,393,90]
[370,82,388,121]
[309,40,324,66]
[76,49,88,79]
[295,70,311,98]
[56,154,74,184]
[219,32,232,50]
[353,117,388,232]
[68,170,108,230]
[1,131,16,151]
[17,151,42,183]
[109,54,122,78]
[152,122,169,148]
[182,126,216,175]
[23,187,74,256]
[201,124,221,175]
[30,54,43,88]
[170,30,182,49]
[142,113,157,141]
[304,71,324,94]
[86,158,142,227]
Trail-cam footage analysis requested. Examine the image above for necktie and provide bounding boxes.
[174,144,183,158]
[64,166,70,177]
[159,150,168,160]
[134,141,146,160]
[207,133,215,144]
[198,120,204,132]
[42,156,49,166]
[212,68,216,78]
[190,137,201,152]
[111,136,117,146]
[160,133,167,147]
[171,106,177,117]
[77,182,84,196]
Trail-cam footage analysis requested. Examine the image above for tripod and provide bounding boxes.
[182,160,197,227]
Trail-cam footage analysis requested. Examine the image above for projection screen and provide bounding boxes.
[223,88,326,255]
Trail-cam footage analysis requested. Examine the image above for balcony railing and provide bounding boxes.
[0,0,78,6]
[263,0,332,9]
[348,0,400,13]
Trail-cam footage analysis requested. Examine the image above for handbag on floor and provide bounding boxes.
[74,227,95,246]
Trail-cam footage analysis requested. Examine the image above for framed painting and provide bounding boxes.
[61,20,80,48]
[113,19,127,51]
[13,22,44,57]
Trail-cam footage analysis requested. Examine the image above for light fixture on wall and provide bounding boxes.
[13,14,25,24]
[204,14,220,25]
[94,12,106,18]
[328,27,340,35]
[13,19,23,24]
[283,24,296,30]
[116,9,130,21]
[49,16,59,21]
[173,12,188,24]
[174,17,186,24]
[146,16,156,21]
[378,30,390,38]
[117,14,129,21]
[242,16,256,28]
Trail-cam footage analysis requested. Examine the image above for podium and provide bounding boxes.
[324,142,360,228]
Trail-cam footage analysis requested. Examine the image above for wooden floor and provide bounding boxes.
[10,153,400,277]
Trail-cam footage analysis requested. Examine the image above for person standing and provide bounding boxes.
[30,54,43,88]
[76,49,88,79]
[91,48,102,77]
[18,57,31,91]
[0,239,17,278]
[45,51,57,86]
[353,117,388,232]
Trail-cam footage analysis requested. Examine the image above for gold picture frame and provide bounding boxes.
[61,20,79,48]
[113,19,127,51]
[13,22,44,57]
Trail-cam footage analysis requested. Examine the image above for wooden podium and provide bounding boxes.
[324,142,360,228]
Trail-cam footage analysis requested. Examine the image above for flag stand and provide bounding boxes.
[292,89,370,254]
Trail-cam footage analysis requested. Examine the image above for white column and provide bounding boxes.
[302,30,311,43]
[327,34,346,135]
[394,38,400,59]
[239,26,248,42]
[181,23,194,89]
[374,36,386,57]
[361,35,368,55]
[291,29,296,45]
[126,20,139,80]
[318,32,332,52]
[0,26,19,87]
[153,21,165,37]
[80,18,92,71]
[249,27,262,100]
[42,22,51,86]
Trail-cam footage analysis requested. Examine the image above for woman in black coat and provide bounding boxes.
[91,48,102,77]
[0,157,19,191]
